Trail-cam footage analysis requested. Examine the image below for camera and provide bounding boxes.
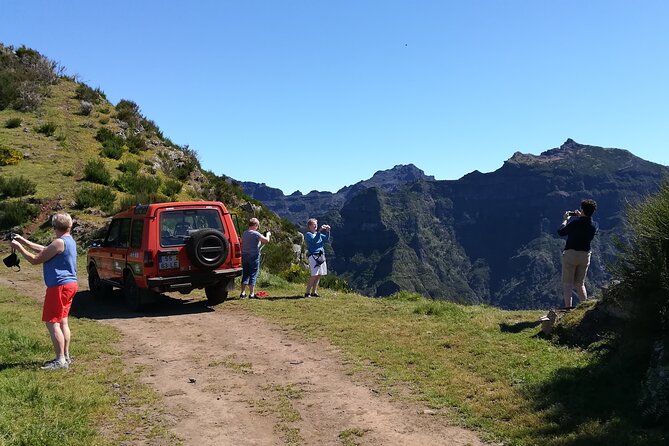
[3,232,16,241]
[567,211,579,217]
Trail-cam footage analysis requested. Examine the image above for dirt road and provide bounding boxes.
[1,270,484,446]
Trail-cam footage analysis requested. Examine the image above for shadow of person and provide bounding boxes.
[70,290,216,320]
[258,294,312,301]
[0,360,44,371]
[499,320,541,333]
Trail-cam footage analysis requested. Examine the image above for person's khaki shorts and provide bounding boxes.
[561,249,591,285]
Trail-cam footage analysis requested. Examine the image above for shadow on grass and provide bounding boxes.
[256,294,311,301]
[499,320,541,333]
[525,344,667,446]
[70,290,216,320]
[0,360,44,371]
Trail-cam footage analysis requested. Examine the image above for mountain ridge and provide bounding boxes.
[285,139,669,308]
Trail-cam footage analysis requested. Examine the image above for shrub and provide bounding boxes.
[4,117,21,128]
[101,139,124,159]
[74,185,116,213]
[161,145,200,181]
[117,159,141,174]
[0,44,60,111]
[115,172,161,194]
[610,180,669,316]
[260,243,294,273]
[319,274,352,292]
[388,290,423,302]
[74,83,105,103]
[162,179,183,198]
[0,144,23,166]
[0,199,39,230]
[98,106,110,114]
[126,133,146,154]
[83,159,112,185]
[98,117,109,125]
[278,263,310,283]
[140,117,161,137]
[115,99,141,126]
[79,100,93,116]
[95,127,116,142]
[0,175,37,198]
[117,192,169,211]
[255,269,290,289]
[413,301,448,316]
[36,122,57,136]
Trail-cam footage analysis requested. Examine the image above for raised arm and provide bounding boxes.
[11,238,63,265]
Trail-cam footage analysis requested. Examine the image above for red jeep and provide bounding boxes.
[87,201,242,309]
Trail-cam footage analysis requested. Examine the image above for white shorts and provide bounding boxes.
[308,255,327,276]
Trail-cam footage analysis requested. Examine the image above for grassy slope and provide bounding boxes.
[1,81,115,202]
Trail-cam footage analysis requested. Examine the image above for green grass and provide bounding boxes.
[232,279,667,446]
[0,286,177,446]
[248,384,303,445]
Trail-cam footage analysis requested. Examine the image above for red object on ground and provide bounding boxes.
[255,291,268,297]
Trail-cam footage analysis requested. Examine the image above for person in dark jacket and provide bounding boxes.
[557,199,598,308]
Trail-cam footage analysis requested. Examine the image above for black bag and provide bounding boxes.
[3,250,20,271]
[312,251,325,266]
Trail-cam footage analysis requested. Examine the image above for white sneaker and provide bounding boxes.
[41,359,68,370]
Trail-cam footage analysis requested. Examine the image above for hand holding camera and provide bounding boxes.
[320,224,331,232]
[564,210,581,220]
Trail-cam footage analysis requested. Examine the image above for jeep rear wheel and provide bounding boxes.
[186,229,229,270]
[124,274,144,311]
[205,284,229,304]
[88,265,112,298]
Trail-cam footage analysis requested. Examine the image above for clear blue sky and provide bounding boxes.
[2,0,668,194]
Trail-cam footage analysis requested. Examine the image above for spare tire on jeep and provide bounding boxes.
[186,229,229,270]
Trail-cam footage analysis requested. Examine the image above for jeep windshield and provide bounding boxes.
[160,209,225,247]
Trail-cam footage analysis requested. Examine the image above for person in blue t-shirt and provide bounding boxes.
[557,199,598,309]
[240,218,271,299]
[304,218,330,297]
[9,213,78,370]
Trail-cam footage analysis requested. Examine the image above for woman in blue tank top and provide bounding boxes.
[9,213,78,370]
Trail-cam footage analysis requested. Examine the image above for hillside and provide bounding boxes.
[0,43,298,267]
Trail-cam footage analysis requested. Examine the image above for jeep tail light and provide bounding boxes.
[144,250,154,267]
[234,242,241,258]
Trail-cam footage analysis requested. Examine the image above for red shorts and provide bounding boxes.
[42,282,78,323]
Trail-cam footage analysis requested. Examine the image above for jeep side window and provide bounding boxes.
[130,219,144,249]
[105,218,131,248]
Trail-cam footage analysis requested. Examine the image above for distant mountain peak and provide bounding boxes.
[368,164,435,183]
[560,138,579,150]
[507,139,598,167]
